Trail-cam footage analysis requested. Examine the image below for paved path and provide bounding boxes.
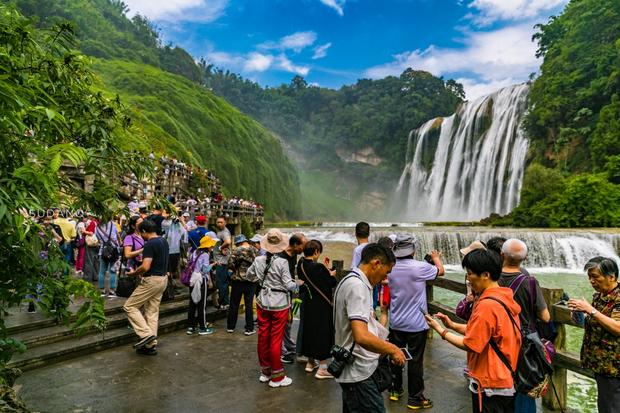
[17,320,474,413]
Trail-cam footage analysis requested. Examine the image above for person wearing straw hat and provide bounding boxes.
[246,229,304,388]
[187,235,217,336]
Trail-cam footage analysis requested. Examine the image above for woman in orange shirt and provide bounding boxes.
[425,248,521,413]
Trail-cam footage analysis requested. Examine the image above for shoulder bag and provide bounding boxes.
[300,261,332,306]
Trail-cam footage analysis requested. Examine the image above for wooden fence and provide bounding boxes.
[426,277,591,411]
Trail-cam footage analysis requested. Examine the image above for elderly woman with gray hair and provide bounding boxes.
[568,257,620,413]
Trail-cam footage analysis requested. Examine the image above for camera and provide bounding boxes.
[327,344,355,378]
[423,254,434,265]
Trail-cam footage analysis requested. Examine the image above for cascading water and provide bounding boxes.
[393,83,530,221]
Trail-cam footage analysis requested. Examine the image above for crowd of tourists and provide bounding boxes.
[31,214,619,413]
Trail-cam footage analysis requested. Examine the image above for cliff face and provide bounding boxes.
[336,147,384,167]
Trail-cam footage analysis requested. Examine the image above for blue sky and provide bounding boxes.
[122,0,568,99]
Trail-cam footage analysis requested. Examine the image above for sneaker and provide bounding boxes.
[268,376,292,388]
[133,335,157,349]
[389,389,405,401]
[107,291,118,298]
[407,398,433,410]
[304,362,319,373]
[136,346,158,356]
[27,302,36,313]
[198,327,215,336]
[226,329,234,333]
[259,374,271,383]
[280,356,295,364]
[244,330,256,336]
[186,327,195,335]
[100,292,107,297]
[314,369,334,380]
[296,355,309,363]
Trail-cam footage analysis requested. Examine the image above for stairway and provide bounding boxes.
[7,294,226,371]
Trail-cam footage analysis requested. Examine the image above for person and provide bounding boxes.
[163,215,188,287]
[334,243,406,413]
[246,229,303,388]
[124,219,170,356]
[213,215,232,308]
[75,215,89,277]
[350,221,370,269]
[249,234,265,255]
[487,237,530,276]
[498,238,550,413]
[227,235,258,335]
[147,206,165,235]
[425,248,522,413]
[278,233,307,364]
[52,208,76,265]
[297,239,337,379]
[82,212,99,282]
[455,240,488,321]
[568,257,620,413]
[188,215,208,252]
[122,215,144,272]
[376,236,395,326]
[187,235,217,336]
[387,235,444,409]
[95,216,120,298]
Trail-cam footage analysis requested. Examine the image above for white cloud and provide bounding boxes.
[319,0,345,16]
[467,0,568,25]
[259,31,317,53]
[312,42,332,59]
[277,55,310,76]
[123,0,229,23]
[244,52,273,72]
[364,23,540,100]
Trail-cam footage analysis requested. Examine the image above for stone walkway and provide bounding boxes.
[16,320,474,413]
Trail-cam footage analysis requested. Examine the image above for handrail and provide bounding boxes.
[426,277,592,411]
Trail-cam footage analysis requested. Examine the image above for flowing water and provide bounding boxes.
[392,84,530,221]
[277,224,620,412]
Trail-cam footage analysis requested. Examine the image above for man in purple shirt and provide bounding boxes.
[388,235,444,409]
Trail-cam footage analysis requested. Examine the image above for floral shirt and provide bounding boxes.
[581,285,620,377]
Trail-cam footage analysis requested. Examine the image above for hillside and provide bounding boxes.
[13,0,301,219]
[491,0,620,227]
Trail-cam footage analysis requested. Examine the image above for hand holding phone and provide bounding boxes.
[400,347,412,361]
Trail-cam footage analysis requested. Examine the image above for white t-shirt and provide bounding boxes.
[350,242,368,269]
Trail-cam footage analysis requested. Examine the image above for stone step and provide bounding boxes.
[8,306,226,372]
[6,293,190,335]
[13,299,190,350]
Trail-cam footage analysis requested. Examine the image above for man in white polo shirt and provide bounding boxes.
[334,243,406,413]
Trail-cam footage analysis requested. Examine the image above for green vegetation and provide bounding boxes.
[12,0,302,219]
[93,59,301,219]
[0,6,145,408]
[490,0,620,227]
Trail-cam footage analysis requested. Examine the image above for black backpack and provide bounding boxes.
[483,296,554,398]
[100,223,119,263]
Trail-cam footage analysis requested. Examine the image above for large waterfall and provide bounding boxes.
[393,84,530,221]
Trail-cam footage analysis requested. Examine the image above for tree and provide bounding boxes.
[0,5,152,408]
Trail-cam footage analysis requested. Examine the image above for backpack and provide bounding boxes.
[483,296,554,398]
[100,223,119,263]
[181,250,203,287]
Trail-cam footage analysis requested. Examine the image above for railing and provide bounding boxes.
[425,277,590,411]
[181,202,264,222]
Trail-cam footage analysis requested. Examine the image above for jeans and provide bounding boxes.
[595,373,620,413]
[257,307,289,381]
[281,316,296,358]
[98,257,117,292]
[227,280,256,331]
[389,329,428,403]
[514,392,536,413]
[60,242,73,264]
[215,265,230,306]
[340,376,386,413]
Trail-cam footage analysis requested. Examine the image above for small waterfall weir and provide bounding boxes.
[394,84,530,221]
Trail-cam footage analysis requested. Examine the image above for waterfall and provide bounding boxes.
[393,83,530,221]
[281,226,620,271]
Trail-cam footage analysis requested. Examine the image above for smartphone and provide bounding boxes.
[419,307,428,316]
[400,347,413,361]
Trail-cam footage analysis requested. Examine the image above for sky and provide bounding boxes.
[121,0,569,100]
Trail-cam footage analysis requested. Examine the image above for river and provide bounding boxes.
[275,223,620,413]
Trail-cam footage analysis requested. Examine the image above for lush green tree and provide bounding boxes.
[0,6,152,407]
